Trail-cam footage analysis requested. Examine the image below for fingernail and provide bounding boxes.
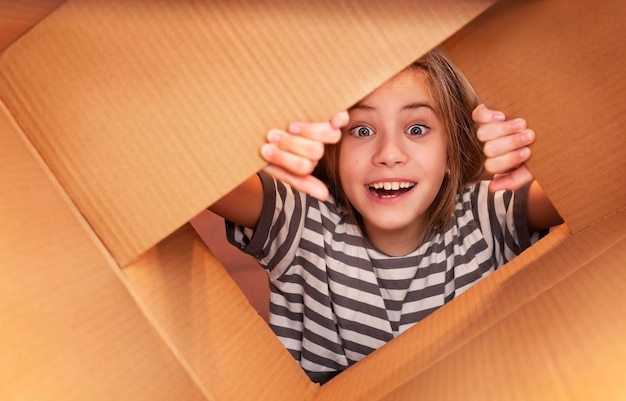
[512,119,526,131]
[333,111,350,127]
[288,122,302,135]
[261,144,273,159]
[523,129,534,144]
[313,187,329,201]
[520,147,531,159]
[493,112,505,121]
[267,130,281,143]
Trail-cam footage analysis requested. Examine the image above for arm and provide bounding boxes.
[473,104,563,232]
[208,111,348,229]
[527,181,563,232]
[209,174,264,229]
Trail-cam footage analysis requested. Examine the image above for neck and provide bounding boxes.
[363,220,428,257]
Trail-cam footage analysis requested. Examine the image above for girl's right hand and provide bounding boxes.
[260,111,349,201]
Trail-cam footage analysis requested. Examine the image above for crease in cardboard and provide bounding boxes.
[114,269,218,401]
[0,0,66,51]
[0,89,112,271]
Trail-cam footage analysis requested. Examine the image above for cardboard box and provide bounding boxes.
[1,0,624,400]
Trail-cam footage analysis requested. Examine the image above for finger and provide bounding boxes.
[267,129,325,160]
[287,121,342,144]
[262,165,330,201]
[483,129,535,158]
[260,143,317,176]
[472,103,506,124]
[476,118,528,142]
[287,111,348,144]
[484,146,531,176]
[329,111,350,130]
[488,165,534,192]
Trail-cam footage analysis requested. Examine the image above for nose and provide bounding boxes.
[372,132,408,167]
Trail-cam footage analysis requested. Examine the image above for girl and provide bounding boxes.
[210,50,562,384]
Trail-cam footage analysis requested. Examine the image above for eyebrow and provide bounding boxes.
[349,101,435,112]
[349,103,375,111]
[405,101,435,110]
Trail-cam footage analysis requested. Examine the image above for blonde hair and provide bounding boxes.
[314,49,485,238]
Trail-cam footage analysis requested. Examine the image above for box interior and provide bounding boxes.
[1,0,625,400]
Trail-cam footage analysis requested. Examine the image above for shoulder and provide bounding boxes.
[455,180,492,213]
[449,180,521,236]
[457,180,521,213]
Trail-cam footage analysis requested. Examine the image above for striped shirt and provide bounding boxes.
[226,172,540,384]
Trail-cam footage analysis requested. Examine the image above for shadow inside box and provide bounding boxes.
[191,209,270,323]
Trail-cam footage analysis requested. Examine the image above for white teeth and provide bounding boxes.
[370,181,415,190]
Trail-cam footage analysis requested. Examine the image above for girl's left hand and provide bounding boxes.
[473,104,536,192]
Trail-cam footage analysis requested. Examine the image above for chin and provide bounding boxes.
[364,216,418,233]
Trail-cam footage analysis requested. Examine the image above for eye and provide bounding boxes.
[406,124,429,137]
[349,125,375,138]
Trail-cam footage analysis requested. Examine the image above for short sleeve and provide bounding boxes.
[225,171,307,274]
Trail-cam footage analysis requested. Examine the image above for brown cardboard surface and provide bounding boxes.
[123,223,317,401]
[443,0,626,233]
[0,102,209,400]
[0,0,496,266]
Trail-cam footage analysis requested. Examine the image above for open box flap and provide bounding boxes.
[0,0,497,265]
[0,99,211,400]
[443,0,626,233]
[123,223,319,401]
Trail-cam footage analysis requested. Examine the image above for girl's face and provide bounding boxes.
[339,69,448,255]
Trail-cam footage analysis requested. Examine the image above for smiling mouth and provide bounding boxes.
[367,181,416,198]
